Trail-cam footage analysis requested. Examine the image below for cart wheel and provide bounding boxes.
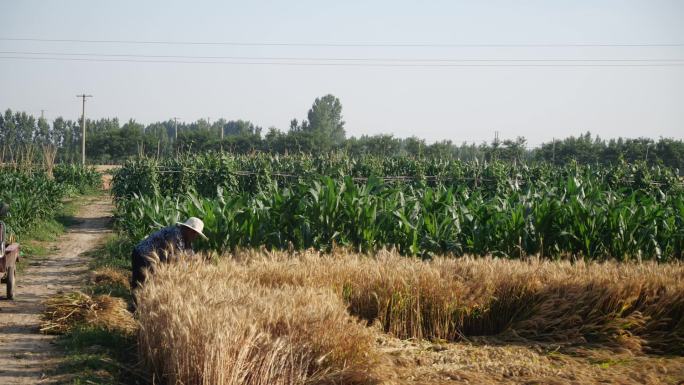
[6,265,15,300]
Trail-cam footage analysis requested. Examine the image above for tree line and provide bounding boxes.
[1,94,683,171]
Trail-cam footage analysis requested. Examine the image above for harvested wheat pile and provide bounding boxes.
[41,291,136,335]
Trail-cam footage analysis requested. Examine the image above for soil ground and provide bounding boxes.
[93,165,120,190]
[0,196,113,384]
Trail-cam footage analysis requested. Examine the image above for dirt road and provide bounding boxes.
[0,196,113,384]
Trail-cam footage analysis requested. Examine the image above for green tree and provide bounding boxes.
[403,136,426,157]
[36,116,51,145]
[302,94,346,150]
[224,120,262,137]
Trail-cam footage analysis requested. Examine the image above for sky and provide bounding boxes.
[0,0,682,147]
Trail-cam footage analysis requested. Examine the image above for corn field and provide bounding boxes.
[112,153,683,199]
[113,154,684,260]
[52,164,102,194]
[0,165,101,236]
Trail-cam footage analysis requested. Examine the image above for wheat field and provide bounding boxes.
[135,250,684,384]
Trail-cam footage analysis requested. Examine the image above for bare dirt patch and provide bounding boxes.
[94,165,120,190]
[0,196,113,384]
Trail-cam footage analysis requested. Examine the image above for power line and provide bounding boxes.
[1,37,683,48]
[1,51,682,62]
[1,56,683,67]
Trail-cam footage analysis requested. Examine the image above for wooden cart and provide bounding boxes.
[0,221,19,300]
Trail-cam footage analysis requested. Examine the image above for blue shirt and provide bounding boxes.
[133,225,194,261]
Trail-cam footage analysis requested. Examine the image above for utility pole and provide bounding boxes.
[493,131,500,162]
[173,117,180,140]
[173,117,181,156]
[76,94,93,165]
[552,137,556,164]
[40,109,46,119]
[219,119,224,152]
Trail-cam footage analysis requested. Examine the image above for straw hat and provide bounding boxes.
[177,217,208,240]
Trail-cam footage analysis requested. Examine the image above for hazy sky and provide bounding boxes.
[0,0,682,147]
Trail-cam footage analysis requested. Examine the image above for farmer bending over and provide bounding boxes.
[131,217,207,290]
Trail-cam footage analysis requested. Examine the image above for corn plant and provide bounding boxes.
[113,159,684,260]
[53,164,102,194]
[0,170,66,236]
[1,165,102,237]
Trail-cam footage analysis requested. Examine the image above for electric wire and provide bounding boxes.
[0,51,681,63]
[1,37,683,48]
[0,55,682,67]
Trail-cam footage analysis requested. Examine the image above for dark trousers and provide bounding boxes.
[131,249,149,291]
[131,248,196,291]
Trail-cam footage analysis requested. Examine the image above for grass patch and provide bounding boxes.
[58,353,119,385]
[88,282,131,302]
[88,235,134,271]
[55,326,142,385]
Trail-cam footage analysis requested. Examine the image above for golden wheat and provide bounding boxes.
[135,250,684,384]
[135,258,385,385]
[234,249,684,354]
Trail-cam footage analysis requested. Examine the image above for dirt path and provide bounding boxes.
[0,196,113,384]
